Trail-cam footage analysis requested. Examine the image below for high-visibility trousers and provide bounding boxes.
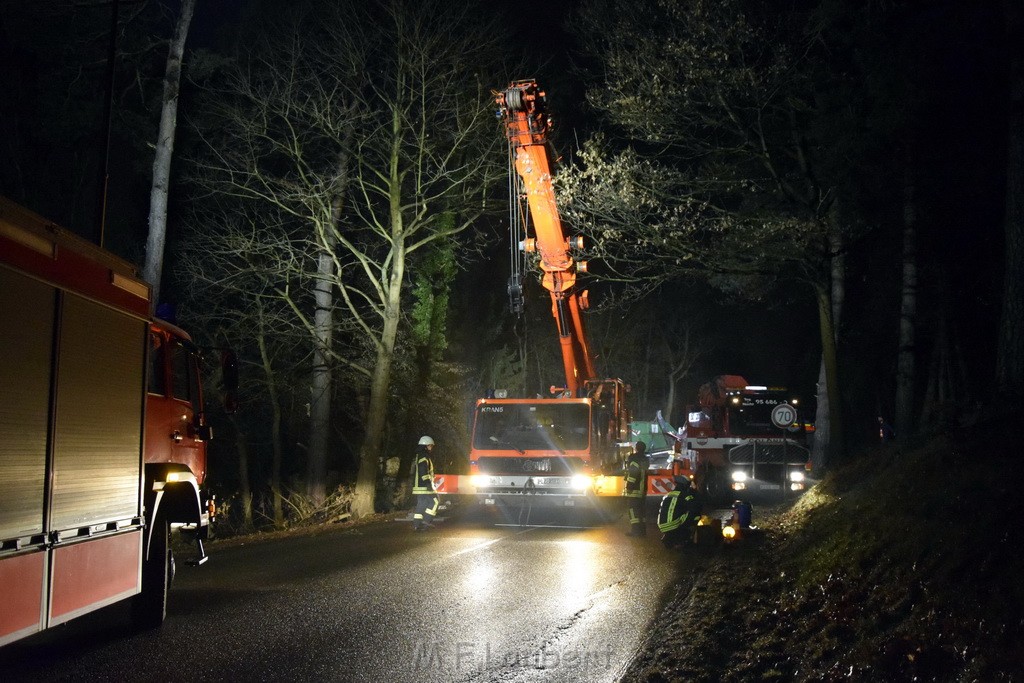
[414,493,439,521]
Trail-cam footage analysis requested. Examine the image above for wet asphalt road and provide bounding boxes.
[0,504,695,683]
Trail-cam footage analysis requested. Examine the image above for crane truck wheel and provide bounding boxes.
[131,508,172,630]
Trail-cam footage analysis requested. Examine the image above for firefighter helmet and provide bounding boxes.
[634,441,646,455]
[418,435,435,446]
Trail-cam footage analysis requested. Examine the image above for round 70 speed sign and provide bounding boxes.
[771,403,797,429]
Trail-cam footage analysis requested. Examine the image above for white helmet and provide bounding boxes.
[418,435,435,446]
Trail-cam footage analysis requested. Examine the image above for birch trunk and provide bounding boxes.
[143,0,195,305]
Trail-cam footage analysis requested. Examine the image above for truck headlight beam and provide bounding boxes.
[570,475,592,491]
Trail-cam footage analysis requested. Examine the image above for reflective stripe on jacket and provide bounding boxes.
[412,454,435,494]
[624,457,647,498]
[658,490,696,533]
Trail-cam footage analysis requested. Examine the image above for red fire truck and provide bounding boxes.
[686,375,811,501]
[0,197,235,646]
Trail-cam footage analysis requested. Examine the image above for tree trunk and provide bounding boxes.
[229,414,253,530]
[812,225,845,471]
[143,0,196,305]
[921,310,970,430]
[305,128,352,505]
[351,264,404,517]
[997,2,1024,402]
[351,115,406,518]
[255,310,285,525]
[895,163,918,438]
[665,377,677,426]
[816,283,844,463]
[305,237,334,505]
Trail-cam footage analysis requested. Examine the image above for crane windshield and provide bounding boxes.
[473,402,590,452]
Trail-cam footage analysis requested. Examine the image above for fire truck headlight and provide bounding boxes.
[730,470,748,483]
[570,475,592,491]
[789,470,805,483]
[470,474,488,487]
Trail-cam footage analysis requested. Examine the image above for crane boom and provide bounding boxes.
[497,79,596,396]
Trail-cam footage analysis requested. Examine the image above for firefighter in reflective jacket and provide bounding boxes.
[624,441,649,536]
[412,436,439,531]
[658,475,702,548]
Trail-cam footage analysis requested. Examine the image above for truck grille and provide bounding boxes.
[728,442,808,465]
[476,456,584,475]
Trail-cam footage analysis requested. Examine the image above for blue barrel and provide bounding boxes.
[732,500,752,528]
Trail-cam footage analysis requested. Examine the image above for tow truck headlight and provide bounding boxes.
[730,470,748,483]
[570,474,592,491]
[789,470,805,483]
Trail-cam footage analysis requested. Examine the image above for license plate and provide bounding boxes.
[760,483,781,490]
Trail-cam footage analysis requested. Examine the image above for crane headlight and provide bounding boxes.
[570,475,592,491]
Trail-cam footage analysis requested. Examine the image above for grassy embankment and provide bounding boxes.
[626,413,1024,682]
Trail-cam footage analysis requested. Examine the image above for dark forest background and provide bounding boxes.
[1,0,1019,528]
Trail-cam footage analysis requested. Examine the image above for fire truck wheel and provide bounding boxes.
[132,509,171,630]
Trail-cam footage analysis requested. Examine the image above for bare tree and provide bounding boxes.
[190,0,502,514]
[177,207,312,526]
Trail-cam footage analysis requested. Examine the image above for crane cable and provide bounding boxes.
[507,135,528,316]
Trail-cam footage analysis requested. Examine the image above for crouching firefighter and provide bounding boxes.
[658,475,702,548]
[625,441,649,537]
[412,435,439,531]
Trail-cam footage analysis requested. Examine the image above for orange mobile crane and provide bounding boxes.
[433,80,630,511]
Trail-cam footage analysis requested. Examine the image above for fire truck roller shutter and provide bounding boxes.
[0,267,54,541]
[50,294,146,531]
